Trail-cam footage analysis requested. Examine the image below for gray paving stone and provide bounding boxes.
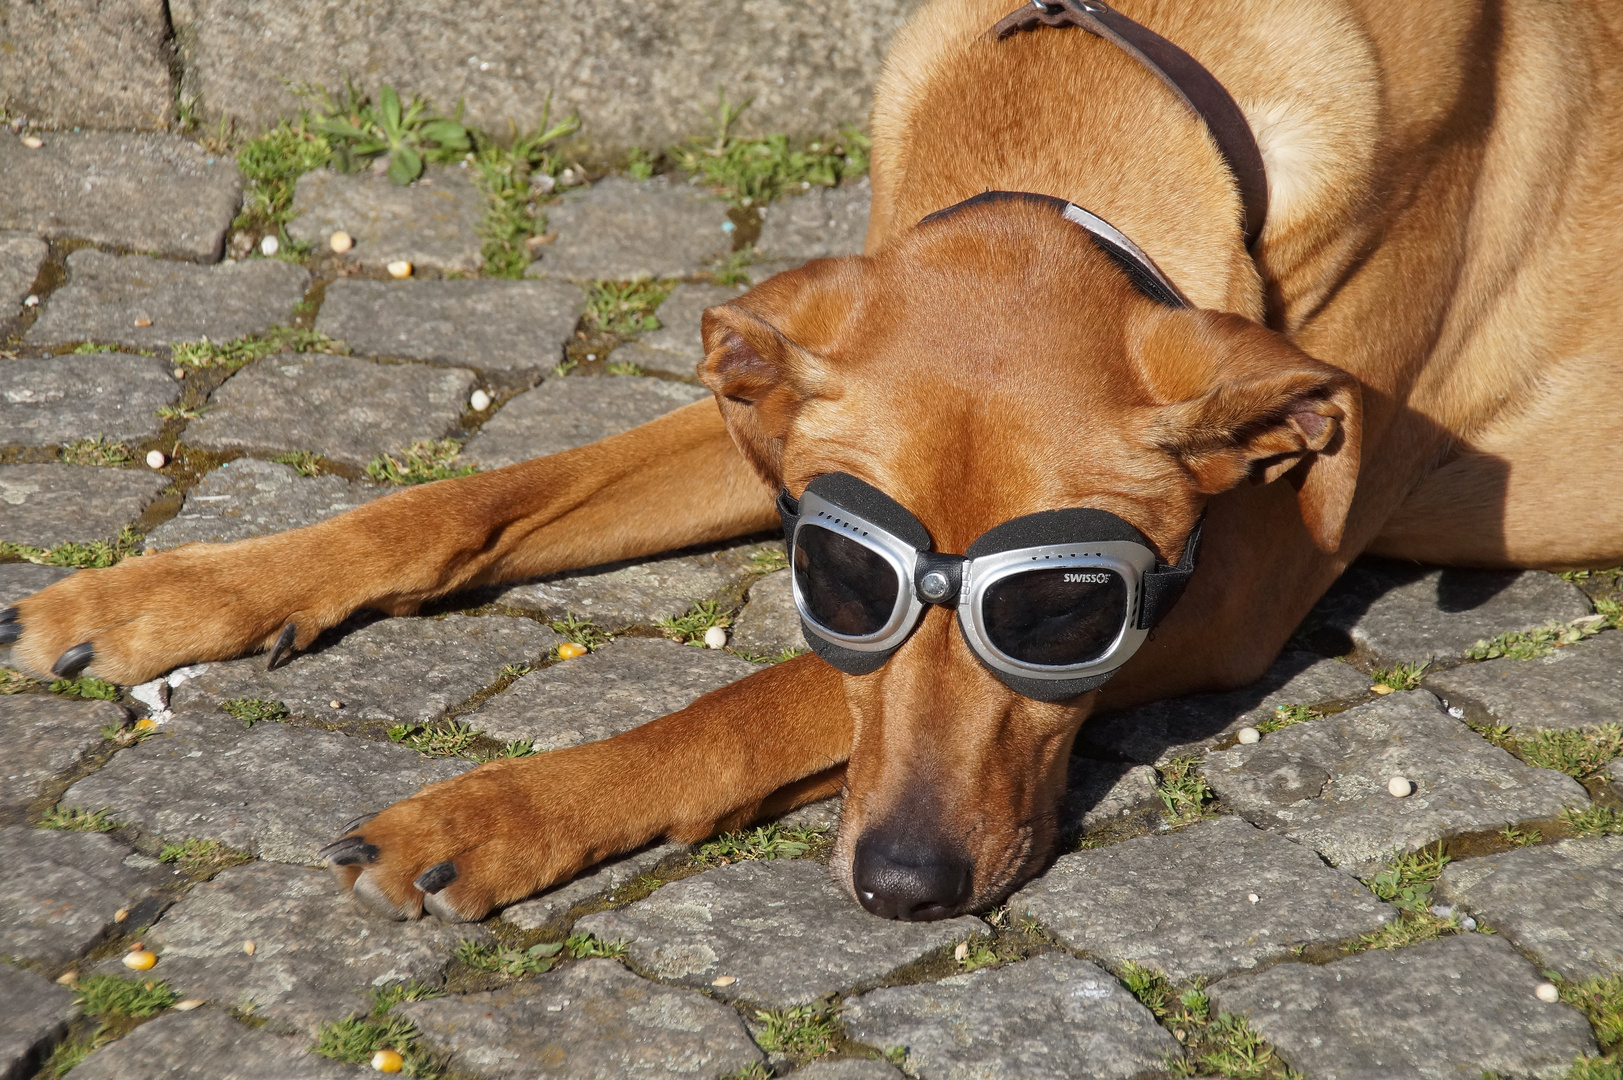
[469,637,756,748]
[1078,650,1371,765]
[501,840,691,930]
[0,232,48,309]
[0,354,180,447]
[0,133,241,259]
[490,541,766,628]
[577,859,983,1008]
[1059,759,1161,835]
[461,374,709,470]
[316,277,584,372]
[0,564,74,609]
[612,282,745,375]
[793,1062,906,1080]
[0,2,173,131]
[843,951,1181,1080]
[397,958,764,1080]
[167,613,562,729]
[756,180,871,261]
[526,176,731,281]
[0,696,127,814]
[1436,837,1623,980]
[27,250,309,348]
[63,714,473,864]
[1014,816,1393,982]
[0,962,78,1080]
[287,165,485,274]
[65,1008,357,1080]
[1610,758,1623,785]
[1207,934,1599,1080]
[0,826,170,968]
[1307,559,1593,663]
[1426,631,1623,733]
[1205,690,1590,876]
[0,464,168,548]
[112,862,488,1035]
[730,568,804,658]
[182,354,476,468]
[146,458,383,549]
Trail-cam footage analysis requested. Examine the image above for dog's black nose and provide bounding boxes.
[851,830,973,921]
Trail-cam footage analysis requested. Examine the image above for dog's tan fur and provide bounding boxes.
[8,0,1622,921]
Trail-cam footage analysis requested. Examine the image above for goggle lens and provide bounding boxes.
[981,567,1128,666]
[793,523,902,638]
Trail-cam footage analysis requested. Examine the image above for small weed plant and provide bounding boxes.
[388,720,482,758]
[1518,724,1623,780]
[953,936,1002,972]
[749,546,790,573]
[158,838,251,877]
[369,981,444,1013]
[223,697,289,727]
[471,99,580,277]
[270,450,324,476]
[657,599,732,646]
[754,1004,839,1061]
[1563,805,1623,838]
[366,439,475,485]
[234,118,333,242]
[1371,660,1431,691]
[1468,617,1609,661]
[1501,823,1543,847]
[1349,844,1465,952]
[172,326,346,371]
[0,527,145,568]
[300,81,470,185]
[675,91,869,208]
[1119,964,1298,1078]
[50,675,119,700]
[41,805,119,832]
[720,1065,774,1080]
[1258,703,1320,734]
[694,822,830,867]
[583,279,674,335]
[604,359,645,376]
[564,932,628,958]
[156,403,205,421]
[61,435,134,466]
[312,1014,438,1077]
[1156,756,1217,826]
[0,667,39,694]
[70,343,119,354]
[456,938,564,976]
[549,614,611,651]
[76,974,176,1019]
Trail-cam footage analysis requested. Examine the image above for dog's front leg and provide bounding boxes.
[5,401,776,685]
[322,652,851,921]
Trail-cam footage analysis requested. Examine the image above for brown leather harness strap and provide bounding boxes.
[992,0,1269,249]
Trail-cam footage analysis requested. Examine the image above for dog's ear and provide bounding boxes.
[699,297,826,484]
[1143,309,1363,552]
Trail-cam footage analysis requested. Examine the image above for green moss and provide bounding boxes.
[60,435,134,467]
[222,697,289,728]
[157,837,252,877]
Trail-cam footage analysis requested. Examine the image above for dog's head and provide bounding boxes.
[700,197,1360,919]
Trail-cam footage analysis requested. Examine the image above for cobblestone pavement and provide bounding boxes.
[2,130,1620,1080]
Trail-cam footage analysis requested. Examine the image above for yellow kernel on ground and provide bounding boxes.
[135,717,158,731]
[21,135,44,149]
[329,230,354,253]
[55,971,77,986]
[371,1049,404,1073]
[133,317,153,328]
[114,908,129,922]
[386,260,413,279]
[174,999,205,1011]
[711,975,736,987]
[123,949,157,971]
[557,642,588,660]
[1370,684,1395,695]
[242,940,256,955]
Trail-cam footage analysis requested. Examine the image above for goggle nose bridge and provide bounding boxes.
[914,551,966,605]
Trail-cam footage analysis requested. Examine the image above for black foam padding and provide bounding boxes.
[965,507,1149,560]
[801,619,897,675]
[803,472,933,551]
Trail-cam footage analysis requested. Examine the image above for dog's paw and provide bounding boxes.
[321,758,594,923]
[6,545,317,686]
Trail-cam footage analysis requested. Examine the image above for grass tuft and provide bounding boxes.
[369,981,444,1015]
[564,931,629,959]
[1467,617,1608,661]
[172,326,347,371]
[158,837,252,877]
[583,279,674,335]
[60,435,134,467]
[1563,805,1623,838]
[234,118,333,242]
[0,527,146,569]
[41,805,120,832]
[311,1013,439,1077]
[49,675,119,700]
[1501,823,1543,847]
[222,697,289,727]
[1257,703,1321,734]
[1120,964,1299,1079]
[455,939,564,976]
[749,547,789,574]
[76,974,176,1019]
[674,90,868,208]
[753,1004,839,1061]
[694,822,830,867]
[269,450,325,477]
[1518,725,1623,780]
[472,99,580,277]
[1346,844,1466,953]
[1156,756,1217,827]
[549,614,611,651]
[1371,660,1430,691]
[388,720,482,758]
[366,439,475,485]
[656,599,732,646]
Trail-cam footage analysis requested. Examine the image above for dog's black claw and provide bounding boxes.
[52,642,94,678]
[338,812,378,836]
[318,836,379,866]
[0,608,19,646]
[265,623,297,671]
[413,860,458,895]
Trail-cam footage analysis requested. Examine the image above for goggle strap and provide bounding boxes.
[1137,516,1204,630]
[776,488,801,548]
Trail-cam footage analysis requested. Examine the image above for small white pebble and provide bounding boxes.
[470,389,492,411]
[1447,706,1465,719]
[585,353,596,361]
[1536,982,1561,1003]
[1388,775,1413,798]
[21,134,43,149]
[330,700,343,710]
[387,259,413,279]
[260,235,280,257]
[145,449,166,470]
[1247,893,1260,904]
[23,294,39,307]
[703,626,728,649]
[329,230,354,253]
[1237,726,1260,745]
[173,367,186,379]
[1460,916,1477,931]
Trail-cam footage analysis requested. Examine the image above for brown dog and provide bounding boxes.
[7,0,1623,923]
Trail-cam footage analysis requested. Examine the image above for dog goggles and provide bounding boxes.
[778,473,1201,702]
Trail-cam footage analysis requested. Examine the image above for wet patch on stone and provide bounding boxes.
[1015,816,1394,982]
[842,951,1180,1080]
[1207,933,1599,1079]
[397,958,764,1080]
[1436,836,1623,980]
[1426,632,1623,733]
[182,353,476,468]
[0,463,168,548]
[1204,690,1590,876]
[146,458,383,548]
[1,354,180,447]
[461,374,708,469]
[526,176,731,280]
[316,278,584,372]
[0,696,129,816]
[288,166,486,275]
[26,250,309,348]
[576,859,983,1008]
